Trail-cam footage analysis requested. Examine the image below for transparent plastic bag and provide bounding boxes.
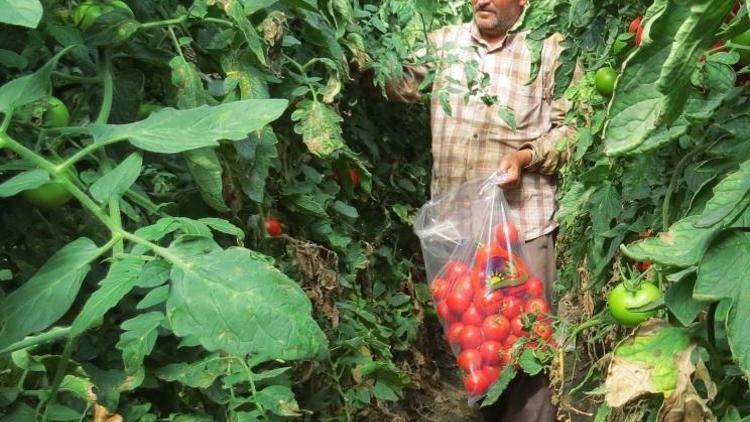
[415,172,554,401]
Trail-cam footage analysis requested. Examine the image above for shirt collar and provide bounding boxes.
[469,20,509,53]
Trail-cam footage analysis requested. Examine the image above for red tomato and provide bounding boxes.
[348,167,361,185]
[479,341,504,366]
[464,371,491,395]
[504,334,519,348]
[447,323,465,346]
[445,261,470,281]
[524,298,550,319]
[628,16,642,34]
[483,366,500,384]
[501,296,523,319]
[452,275,474,296]
[471,269,487,293]
[446,290,472,315]
[461,304,485,326]
[459,325,483,350]
[495,223,520,246]
[437,301,452,322]
[525,341,539,350]
[533,321,553,340]
[510,316,528,336]
[635,25,643,46]
[475,290,503,315]
[431,277,449,302]
[457,349,483,373]
[474,243,509,268]
[636,261,652,271]
[264,218,283,237]
[525,277,544,299]
[481,315,510,342]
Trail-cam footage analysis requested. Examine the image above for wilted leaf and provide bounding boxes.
[291,100,345,157]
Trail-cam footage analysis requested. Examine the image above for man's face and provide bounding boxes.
[471,0,526,36]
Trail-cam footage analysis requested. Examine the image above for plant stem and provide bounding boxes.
[140,15,187,29]
[96,50,125,254]
[0,326,72,354]
[42,337,76,421]
[168,26,185,60]
[204,17,233,26]
[236,357,268,421]
[0,108,13,135]
[58,137,125,171]
[51,71,99,84]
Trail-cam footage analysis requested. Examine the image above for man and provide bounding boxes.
[384,0,579,420]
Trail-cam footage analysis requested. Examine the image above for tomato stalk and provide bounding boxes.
[236,357,269,421]
[96,49,125,255]
[139,15,187,29]
[0,326,72,355]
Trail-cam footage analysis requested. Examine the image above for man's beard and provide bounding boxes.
[474,11,518,35]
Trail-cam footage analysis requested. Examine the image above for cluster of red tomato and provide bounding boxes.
[430,224,554,396]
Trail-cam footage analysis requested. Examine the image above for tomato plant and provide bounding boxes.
[594,67,618,96]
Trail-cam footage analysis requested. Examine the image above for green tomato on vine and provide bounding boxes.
[73,1,134,30]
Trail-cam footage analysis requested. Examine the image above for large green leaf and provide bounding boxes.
[116,312,164,375]
[603,0,734,156]
[85,99,288,153]
[70,258,144,336]
[90,153,143,203]
[0,0,42,28]
[622,159,750,266]
[165,247,327,360]
[0,169,49,197]
[694,231,750,378]
[0,48,68,113]
[0,238,99,349]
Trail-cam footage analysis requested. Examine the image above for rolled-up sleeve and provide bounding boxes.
[521,46,583,175]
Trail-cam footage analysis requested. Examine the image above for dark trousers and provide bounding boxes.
[480,233,557,422]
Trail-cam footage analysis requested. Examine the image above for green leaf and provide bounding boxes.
[171,57,207,109]
[256,385,302,417]
[184,148,230,212]
[90,153,143,203]
[226,0,267,65]
[136,285,169,309]
[519,348,544,375]
[0,169,49,197]
[135,260,171,288]
[291,100,345,157]
[623,160,750,266]
[59,375,95,402]
[71,257,144,336]
[85,99,288,154]
[694,231,750,378]
[0,238,99,349]
[0,0,42,28]
[664,275,705,326]
[166,247,327,359]
[198,218,245,240]
[236,127,278,204]
[603,0,734,156]
[156,353,227,388]
[116,312,164,375]
[332,201,358,218]
[481,365,516,407]
[0,48,69,113]
[46,404,81,421]
[372,381,399,401]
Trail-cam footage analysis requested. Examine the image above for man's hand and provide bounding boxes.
[498,149,533,188]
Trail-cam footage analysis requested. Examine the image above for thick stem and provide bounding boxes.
[42,337,76,421]
[140,16,187,29]
[57,137,125,171]
[96,50,114,125]
[0,109,13,135]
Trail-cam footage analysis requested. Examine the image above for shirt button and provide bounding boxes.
[473,134,478,139]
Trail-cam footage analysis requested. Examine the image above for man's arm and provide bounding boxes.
[520,60,584,175]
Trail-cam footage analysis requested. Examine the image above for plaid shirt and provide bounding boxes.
[388,22,578,241]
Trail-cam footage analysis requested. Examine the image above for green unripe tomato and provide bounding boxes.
[43,96,70,128]
[731,29,750,66]
[23,181,73,209]
[594,67,618,97]
[73,1,134,31]
[607,282,662,327]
